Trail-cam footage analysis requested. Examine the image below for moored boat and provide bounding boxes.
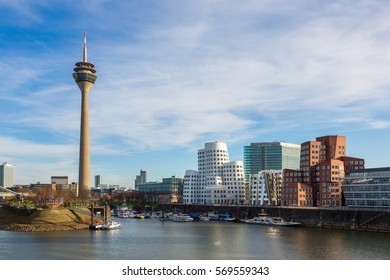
[241,212,301,227]
[207,212,235,222]
[217,213,236,222]
[101,220,121,230]
[134,213,145,219]
[207,212,219,220]
[171,213,194,222]
[116,210,130,218]
[198,215,210,221]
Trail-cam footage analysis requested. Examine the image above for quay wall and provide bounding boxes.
[160,203,390,233]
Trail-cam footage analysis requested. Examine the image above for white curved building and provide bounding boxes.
[183,141,246,205]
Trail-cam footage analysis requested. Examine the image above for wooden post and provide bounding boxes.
[105,203,108,223]
[91,203,94,226]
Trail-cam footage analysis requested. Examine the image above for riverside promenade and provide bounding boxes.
[160,203,390,233]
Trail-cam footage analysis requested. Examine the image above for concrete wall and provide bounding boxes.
[160,203,390,233]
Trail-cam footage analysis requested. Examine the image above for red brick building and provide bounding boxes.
[281,135,364,207]
[282,169,314,207]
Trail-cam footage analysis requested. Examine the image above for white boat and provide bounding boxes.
[207,212,219,220]
[207,212,235,222]
[151,211,162,219]
[241,212,301,227]
[160,212,173,222]
[101,220,121,230]
[217,213,236,222]
[171,213,194,222]
[117,210,130,218]
[134,213,145,219]
[198,215,210,221]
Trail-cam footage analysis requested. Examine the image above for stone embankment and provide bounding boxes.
[0,205,101,232]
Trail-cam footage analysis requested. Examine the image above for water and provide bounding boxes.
[0,218,389,260]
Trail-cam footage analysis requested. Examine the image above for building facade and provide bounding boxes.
[244,142,300,183]
[51,176,69,185]
[94,175,101,188]
[0,162,14,188]
[282,135,365,207]
[30,182,78,196]
[135,169,147,190]
[343,167,390,208]
[249,170,283,206]
[282,168,314,207]
[137,176,183,203]
[183,141,245,205]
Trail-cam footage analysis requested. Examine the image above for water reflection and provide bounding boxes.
[0,219,389,260]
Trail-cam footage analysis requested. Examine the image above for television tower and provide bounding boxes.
[72,32,97,198]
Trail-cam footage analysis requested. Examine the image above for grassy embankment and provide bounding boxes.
[0,207,103,232]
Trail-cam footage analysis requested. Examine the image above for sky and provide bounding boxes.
[0,0,389,188]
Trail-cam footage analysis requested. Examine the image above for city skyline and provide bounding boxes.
[0,1,389,187]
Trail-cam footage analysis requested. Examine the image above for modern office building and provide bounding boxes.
[73,32,97,198]
[281,135,365,207]
[183,141,245,205]
[343,167,390,208]
[0,162,14,188]
[135,169,147,190]
[137,176,183,203]
[94,175,101,188]
[51,176,69,185]
[244,142,301,183]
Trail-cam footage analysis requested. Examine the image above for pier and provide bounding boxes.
[88,203,112,230]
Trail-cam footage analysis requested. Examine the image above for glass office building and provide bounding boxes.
[137,176,183,203]
[243,142,300,183]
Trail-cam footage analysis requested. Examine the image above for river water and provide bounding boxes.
[0,218,389,260]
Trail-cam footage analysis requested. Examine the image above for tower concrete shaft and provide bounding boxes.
[72,32,97,198]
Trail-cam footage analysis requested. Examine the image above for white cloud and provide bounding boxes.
[0,136,78,184]
[81,0,390,154]
[1,0,390,183]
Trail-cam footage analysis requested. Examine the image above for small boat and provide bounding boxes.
[198,215,210,222]
[160,212,173,222]
[89,223,103,230]
[151,211,162,219]
[101,220,121,230]
[117,210,130,218]
[143,212,151,219]
[242,211,301,227]
[134,213,145,219]
[217,213,236,221]
[207,212,219,220]
[208,212,235,221]
[171,213,194,222]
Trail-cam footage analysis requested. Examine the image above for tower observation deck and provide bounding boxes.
[73,32,97,198]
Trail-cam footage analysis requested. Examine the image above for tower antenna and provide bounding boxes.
[83,32,87,62]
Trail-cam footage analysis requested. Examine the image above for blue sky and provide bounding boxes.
[0,0,389,187]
